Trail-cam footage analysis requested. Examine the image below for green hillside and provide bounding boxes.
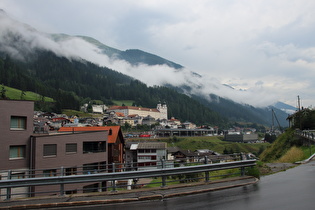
[259,128,313,163]
[1,85,54,102]
[157,136,269,157]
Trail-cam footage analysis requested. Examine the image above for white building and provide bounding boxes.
[125,142,167,171]
[92,105,108,114]
[107,102,168,120]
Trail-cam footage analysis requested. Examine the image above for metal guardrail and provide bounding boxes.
[296,130,315,140]
[0,160,255,190]
[295,130,315,156]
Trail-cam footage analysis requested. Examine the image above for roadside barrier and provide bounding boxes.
[0,159,256,200]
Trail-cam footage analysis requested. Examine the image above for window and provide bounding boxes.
[65,167,77,176]
[83,141,106,154]
[146,162,156,166]
[43,144,57,156]
[99,161,107,172]
[43,169,57,177]
[138,156,157,160]
[138,156,151,160]
[138,149,156,153]
[83,163,99,174]
[11,173,25,179]
[139,162,156,167]
[10,116,26,130]
[65,190,77,195]
[66,143,77,153]
[9,145,26,159]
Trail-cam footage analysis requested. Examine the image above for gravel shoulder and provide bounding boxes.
[264,163,297,173]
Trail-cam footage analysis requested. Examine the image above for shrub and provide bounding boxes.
[245,166,260,179]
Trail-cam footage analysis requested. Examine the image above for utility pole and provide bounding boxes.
[297,95,302,130]
[297,95,301,111]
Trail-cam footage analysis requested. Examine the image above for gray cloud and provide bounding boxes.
[1,0,315,108]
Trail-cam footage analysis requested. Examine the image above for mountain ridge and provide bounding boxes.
[51,34,183,69]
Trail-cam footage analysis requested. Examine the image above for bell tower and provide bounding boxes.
[157,101,168,120]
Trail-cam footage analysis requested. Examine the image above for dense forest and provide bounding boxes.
[0,51,227,127]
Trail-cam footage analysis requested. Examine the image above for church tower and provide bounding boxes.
[157,101,168,120]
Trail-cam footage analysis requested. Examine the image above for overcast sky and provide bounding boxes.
[1,0,315,108]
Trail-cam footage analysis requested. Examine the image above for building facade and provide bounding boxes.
[0,100,34,170]
[224,133,259,143]
[107,102,168,121]
[30,131,108,195]
[58,126,125,168]
[0,100,34,199]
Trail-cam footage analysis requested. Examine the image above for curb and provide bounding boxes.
[164,178,258,199]
[0,177,258,209]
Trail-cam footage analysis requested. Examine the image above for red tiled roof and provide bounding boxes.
[58,126,122,144]
[108,105,122,109]
[116,112,125,117]
[170,118,180,121]
[51,117,68,122]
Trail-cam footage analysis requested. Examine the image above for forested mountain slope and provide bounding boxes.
[0,51,226,126]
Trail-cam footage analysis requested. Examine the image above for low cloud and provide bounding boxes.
[2,1,315,108]
[0,10,298,107]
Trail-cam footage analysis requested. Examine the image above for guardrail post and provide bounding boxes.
[204,156,210,182]
[241,166,245,176]
[111,163,117,192]
[240,153,245,176]
[161,159,166,187]
[6,170,12,200]
[60,167,65,196]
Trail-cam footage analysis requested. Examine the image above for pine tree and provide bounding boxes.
[0,84,7,99]
[20,90,26,100]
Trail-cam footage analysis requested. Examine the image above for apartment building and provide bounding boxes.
[125,142,167,171]
[0,100,110,198]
